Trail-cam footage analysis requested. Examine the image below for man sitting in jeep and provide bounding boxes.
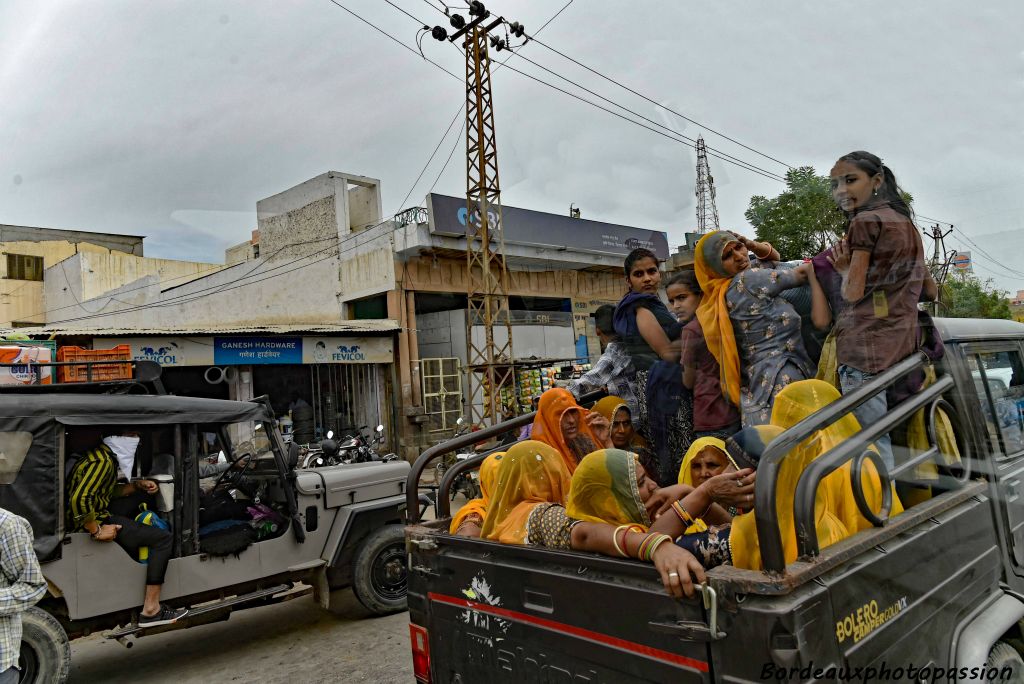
[67,428,188,627]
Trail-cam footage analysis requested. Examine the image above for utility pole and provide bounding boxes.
[694,136,720,234]
[432,2,526,426]
[924,223,955,316]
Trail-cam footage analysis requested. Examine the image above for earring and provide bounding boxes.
[873,188,878,196]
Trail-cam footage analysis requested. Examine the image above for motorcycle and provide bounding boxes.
[300,425,397,468]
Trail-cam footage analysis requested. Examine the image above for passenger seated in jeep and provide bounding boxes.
[67,428,188,627]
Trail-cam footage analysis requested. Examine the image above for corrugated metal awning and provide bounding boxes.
[13,320,400,337]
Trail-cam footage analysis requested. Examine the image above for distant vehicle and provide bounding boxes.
[0,376,409,684]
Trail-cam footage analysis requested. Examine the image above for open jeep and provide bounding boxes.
[0,391,410,683]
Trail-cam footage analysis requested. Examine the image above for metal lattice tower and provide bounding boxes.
[462,25,515,426]
[695,136,720,234]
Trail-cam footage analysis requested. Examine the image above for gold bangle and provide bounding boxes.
[611,525,630,557]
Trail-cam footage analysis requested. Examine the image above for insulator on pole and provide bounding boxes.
[431,25,449,41]
[449,14,466,30]
[469,1,486,17]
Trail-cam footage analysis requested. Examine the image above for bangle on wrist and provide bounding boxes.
[671,500,695,526]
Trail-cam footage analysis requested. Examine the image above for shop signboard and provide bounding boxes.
[95,336,393,366]
[214,337,302,365]
[302,337,393,364]
[427,193,670,259]
[93,338,213,367]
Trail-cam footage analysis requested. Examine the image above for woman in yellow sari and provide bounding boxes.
[727,379,904,570]
[591,396,657,480]
[480,441,571,545]
[449,452,503,536]
[483,443,707,598]
[673,437,742,534]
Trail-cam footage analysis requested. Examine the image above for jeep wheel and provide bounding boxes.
[19,607,70,684]
[987,641,1024,680]
[352,524,407,615]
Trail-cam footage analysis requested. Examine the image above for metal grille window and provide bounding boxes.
[5,254,44,281]
[420,357,462,434]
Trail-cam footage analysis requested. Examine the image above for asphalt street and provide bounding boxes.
[70,588,413,683]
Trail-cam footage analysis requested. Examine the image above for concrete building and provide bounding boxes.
[23,171,675,460]
[0,223,219,328]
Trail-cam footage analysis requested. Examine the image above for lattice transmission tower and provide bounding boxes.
[433,3,522,425]
[695,136,721,234]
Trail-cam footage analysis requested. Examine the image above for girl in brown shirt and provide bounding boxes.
[824,151,937,469]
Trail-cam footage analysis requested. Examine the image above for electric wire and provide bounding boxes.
[395,2,788,183]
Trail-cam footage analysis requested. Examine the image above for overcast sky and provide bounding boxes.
[2,1,1023,295]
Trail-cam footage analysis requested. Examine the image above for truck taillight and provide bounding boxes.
[409,623,431,684]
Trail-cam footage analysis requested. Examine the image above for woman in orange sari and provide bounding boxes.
[530,388,612,474]
[449,452,503,537]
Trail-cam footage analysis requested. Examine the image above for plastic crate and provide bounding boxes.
[56,344,133,383]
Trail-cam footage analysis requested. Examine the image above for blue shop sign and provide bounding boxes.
[214,337,302,365]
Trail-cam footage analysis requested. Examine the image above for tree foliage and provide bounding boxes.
[941,273,1012,320]
[745,167,846,260]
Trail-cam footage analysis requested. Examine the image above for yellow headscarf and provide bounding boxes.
[728,379,904,571]
[676,437,737,534]
[449,452,504,534]
[566,449,652,529]
[591,396,649,450]
[694,231,743,406]
[480,441,571,545]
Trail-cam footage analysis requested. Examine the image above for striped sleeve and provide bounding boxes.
[68,450,116,529]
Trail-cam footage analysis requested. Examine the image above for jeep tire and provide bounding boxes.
[351,524,407,615]
[19,607,70,684]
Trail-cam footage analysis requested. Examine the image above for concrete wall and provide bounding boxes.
[0,240,110,326]
[256,171,383,262]
[46,251,344,329]
[78,252,220,301]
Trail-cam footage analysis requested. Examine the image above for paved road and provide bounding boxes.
[70,589,413,683]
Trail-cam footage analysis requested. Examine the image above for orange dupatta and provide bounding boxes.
[694,231,743,406]
[530,388,602,474]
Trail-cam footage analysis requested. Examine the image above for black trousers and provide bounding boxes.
[107,514,173,585]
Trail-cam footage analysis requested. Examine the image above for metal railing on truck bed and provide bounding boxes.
[405,390,605,523]
[755,352,973,573]
[408,354,971,576]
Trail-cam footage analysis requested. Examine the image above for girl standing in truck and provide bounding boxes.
[613,248,693,486]
[825,151,937,470]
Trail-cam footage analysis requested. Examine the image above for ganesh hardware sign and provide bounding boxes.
[92,337,394,366]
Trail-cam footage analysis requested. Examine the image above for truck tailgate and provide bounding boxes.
[408,528,714,682]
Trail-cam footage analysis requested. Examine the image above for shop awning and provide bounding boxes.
[14,320,400,337]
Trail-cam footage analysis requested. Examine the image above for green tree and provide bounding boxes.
[745,167,846,260]
[941,273,1012,319]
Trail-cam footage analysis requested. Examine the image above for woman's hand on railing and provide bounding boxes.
[652,544,706,598]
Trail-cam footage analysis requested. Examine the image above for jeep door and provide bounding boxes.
[959,341,1024,577]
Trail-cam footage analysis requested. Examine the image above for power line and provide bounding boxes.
[324,0,461,82]
[520,30,793,171]
[406,0,576,201]
[507,50,787,182]
[405,2,786,183]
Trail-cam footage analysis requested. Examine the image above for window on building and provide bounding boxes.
[252,244,260,258]
[351,294,388,320]
[5,254,44,281]
[9,321,41,328]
